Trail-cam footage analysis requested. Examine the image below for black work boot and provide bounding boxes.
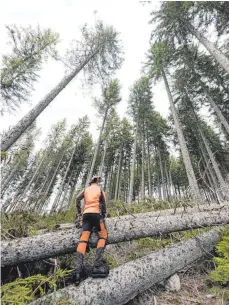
[74,252,84,284]
[92,248,109,278]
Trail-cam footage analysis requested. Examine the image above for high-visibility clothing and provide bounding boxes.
[76,184,106,216]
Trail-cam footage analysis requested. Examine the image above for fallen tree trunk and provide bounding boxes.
[53,202,228,230]
[2,208,229,267]
[31,228,221,305]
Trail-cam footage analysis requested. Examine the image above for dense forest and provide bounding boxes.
[1,1,229,305]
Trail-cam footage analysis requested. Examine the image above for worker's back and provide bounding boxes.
[83,183,101,214]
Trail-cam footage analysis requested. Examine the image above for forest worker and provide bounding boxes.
[74,175,109,284]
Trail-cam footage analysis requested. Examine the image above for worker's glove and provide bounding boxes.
[75,214,82,228]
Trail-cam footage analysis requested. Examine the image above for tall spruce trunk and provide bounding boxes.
[146,131,152,197]
[58,171,74,211]
[205,90,229,135]
[66,169,81,210]
[169,170,176,198]
[184,44,229,136]
[19,151,49,200]
[162,68,202,205]
[165,167,171,200]
[1,159,21,193]
[199,142,222,203]
[128,116,139,204]
[141,135,145,202]
[106,163,114,200]
[157,146,166,201]
[1,49,101,152]
[51,143,78,212]
[99,141,107,177]
[86,107,109,185]
[187,22,229,74]
[114,145,123,201]
[199,127,229,199]
[189,100,229,200]
[36,151,65,208]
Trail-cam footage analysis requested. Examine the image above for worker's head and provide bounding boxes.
[90,175,102,186]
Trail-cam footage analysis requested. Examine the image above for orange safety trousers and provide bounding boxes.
[77,213,108,255]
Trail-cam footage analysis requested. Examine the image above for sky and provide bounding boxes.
[1,0,171,150]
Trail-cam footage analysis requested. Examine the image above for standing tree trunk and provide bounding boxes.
[187,22,229,74]
[66,168,82,210]
[58,171,74,212]
[188,98,229,200]
[1,159,22,193]
[169,170,176,198]
[146,131,152,197]
[141,135,145,202]
[199,127,229,199]
[199,142,222,203]
[157,146,166,201]
[26,155,46,193]
[99,141,107,177]
[204,90,229,135]
[51,143,78,212]
[128,116,139,204]
[165,167,171,200]
[114,145,123,201]
[86,107,109,186]
[1,48,101,152]
[162,68,202,205]
[36,151,65,212]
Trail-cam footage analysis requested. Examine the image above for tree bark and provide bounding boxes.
[128,116,139,204]
[146,131,152,197]
[1,159,21,193]
[30,229,221,305]
[141,135,145,202]
[20,152,48,200]
[2,207,228,267]
[51,143,78,212]
[165,166,171,201]
[55,201,228,230]
[199,127,229,199]
[199,143,222,203]
[37,151,65,209]
[86,107,109,186]
[1,48,101,152]
[58,170,74,212]
[205,90,229,136]
[114,145,123,201]
[162,68,202,205]
[189,100,229,200]
[98,141,107,177]
[157,146,166,201]
[187,22,229,74]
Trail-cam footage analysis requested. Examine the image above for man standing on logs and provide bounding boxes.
[74,175,109,284]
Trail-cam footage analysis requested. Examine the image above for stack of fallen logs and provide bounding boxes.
[1,203,228,305]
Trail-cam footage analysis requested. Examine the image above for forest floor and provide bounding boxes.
[1,202,228,304]
[127,263,229,305]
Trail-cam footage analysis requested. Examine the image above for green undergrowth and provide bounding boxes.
[104,227,212,269]
[1,201,228,304]
[208,226,229,301]
[1,268,72,305]
[107,198,194,217]
[1,199,194,239]
[1,207,76,239]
